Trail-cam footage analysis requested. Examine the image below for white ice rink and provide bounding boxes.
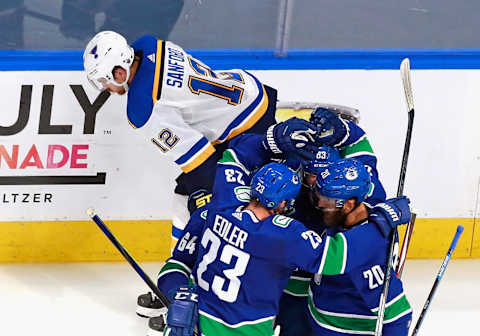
[0,259,478,335]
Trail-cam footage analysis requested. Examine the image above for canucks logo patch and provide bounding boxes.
[345,167,358,180]
[272,215,292,228]
[234,186,250,202]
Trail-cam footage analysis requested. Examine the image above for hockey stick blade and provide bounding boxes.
[411,225,464,336]
[400,58,414,113]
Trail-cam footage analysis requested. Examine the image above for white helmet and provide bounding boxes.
[83,31,134,91]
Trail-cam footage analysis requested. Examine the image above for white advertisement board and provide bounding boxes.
[1,69,479,220]
[0,71,179,221]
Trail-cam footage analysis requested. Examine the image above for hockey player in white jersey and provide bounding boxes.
[150,132,411,336]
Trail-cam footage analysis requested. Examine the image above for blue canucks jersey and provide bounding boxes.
[307,225,412,335]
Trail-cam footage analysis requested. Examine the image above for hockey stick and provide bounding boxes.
[411,225,464,336]
[86,208,171,308]
[396,213,416,278]
[375,58,415,336]
[395,57,417,279]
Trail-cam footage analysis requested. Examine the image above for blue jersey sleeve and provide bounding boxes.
[285,218,390,276]
[157,207,207,295]
[228,134,271,171]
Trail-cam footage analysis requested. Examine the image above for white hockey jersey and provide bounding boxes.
[127,36,270,173]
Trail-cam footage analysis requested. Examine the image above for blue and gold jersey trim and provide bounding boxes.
[175,137,216,173]
[152,40,166,104]
[213,72,269,145]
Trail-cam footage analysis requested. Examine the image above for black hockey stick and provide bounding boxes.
[86,208,171,307]
[411,225,464,335]
[396,212,416,278]
[375,58,415,335]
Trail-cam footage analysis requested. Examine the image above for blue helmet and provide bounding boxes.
[304,146,341,174]
[250,162,301,210]
[314,158,371,206]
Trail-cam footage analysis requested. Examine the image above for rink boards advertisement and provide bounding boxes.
[0,54,479,262]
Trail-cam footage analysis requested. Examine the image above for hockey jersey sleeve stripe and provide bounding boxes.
[151,40,166,103]
[371,293,412,322]
[175,137,216,173]
[317,236,330,275]
[283,276,311,297]
[308,294,377,334]
[218,148,249,173]
[199,310,275,335]
[157,259,192,280]
[213,73,268,145]
[322,233,348,275]
[340,136,375,158]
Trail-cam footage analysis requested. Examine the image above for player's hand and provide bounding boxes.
[309,107,348,147]
[263,117,319,161]
[369,196,411,237]
[166,286,198,336]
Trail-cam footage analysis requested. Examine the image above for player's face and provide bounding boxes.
[98,67,128,95]
[312,192,347,227]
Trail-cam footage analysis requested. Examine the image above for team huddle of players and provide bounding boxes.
[83,31,413,336]
[149,115,412,336]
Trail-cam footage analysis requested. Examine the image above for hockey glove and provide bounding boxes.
[309,107,349,147]
[369,196,411,237]
[166,286,198,336]
[263,117,319,161]
[187,189,212,215]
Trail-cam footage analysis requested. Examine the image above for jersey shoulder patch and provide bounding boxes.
[272,215,293,228]
[234,186,250,202]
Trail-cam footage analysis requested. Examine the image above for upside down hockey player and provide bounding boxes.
[151,132,411,336]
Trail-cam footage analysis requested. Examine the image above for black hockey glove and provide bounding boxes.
[369,196,411,237]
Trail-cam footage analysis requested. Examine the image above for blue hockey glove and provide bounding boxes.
[166,286,198,336]
[309,107,349,147]
[263,117,319,161]
[369,196,411,237]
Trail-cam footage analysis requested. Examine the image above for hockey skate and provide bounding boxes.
[146,315,166,336]
[136,292,168,318]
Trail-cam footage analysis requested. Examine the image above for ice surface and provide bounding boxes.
[0,260,477,335]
